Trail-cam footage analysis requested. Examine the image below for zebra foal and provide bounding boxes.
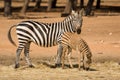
[8,9,84,68]
[58,32,92,70]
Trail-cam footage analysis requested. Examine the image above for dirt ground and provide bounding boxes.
[0,1,120,80]
[0,15,120,80]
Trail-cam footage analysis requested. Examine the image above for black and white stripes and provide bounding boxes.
[16,20,76,47]
[8,10,84,68]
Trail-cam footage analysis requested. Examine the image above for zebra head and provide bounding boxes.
[71,9,84,34]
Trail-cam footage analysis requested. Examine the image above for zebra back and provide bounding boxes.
[16,19,78,47]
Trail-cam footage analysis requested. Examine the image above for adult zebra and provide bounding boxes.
[8,9,83,68]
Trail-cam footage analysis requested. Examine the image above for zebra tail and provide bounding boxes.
[8,25,17,47]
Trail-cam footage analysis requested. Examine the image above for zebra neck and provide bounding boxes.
[62,21,74,33]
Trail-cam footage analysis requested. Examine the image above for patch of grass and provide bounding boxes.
[0,55,15,66]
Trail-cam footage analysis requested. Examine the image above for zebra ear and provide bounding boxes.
[71,10,76,15]
[79,8,84,17]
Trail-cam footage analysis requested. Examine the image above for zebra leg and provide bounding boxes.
[62,47,66,69]
[15,47,23,68]
[77,49,81,70]
[84,53,92,71]
[24,42,34,68]
[81,52,85,70]
[78,52,84,70]
[77,46,84,70]
[67,47,73,68]
[55,44,63,67]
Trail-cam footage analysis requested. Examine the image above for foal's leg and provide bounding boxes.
[67,47,73,68]
[76,46,81,70]
[77,46,84,70]
[84,52,92,70]
[62,46,67,69]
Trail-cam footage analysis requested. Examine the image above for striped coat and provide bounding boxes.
[8,9,84,68]
[58,32,92,70]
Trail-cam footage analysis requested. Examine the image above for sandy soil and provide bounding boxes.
[0,14,120,80]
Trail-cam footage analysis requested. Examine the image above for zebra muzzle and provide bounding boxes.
[76,29,81,34]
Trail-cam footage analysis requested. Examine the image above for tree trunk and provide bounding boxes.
[47,0,57,11]
[61,0,77,17]
[71,0,77,10]
[4,0,12,17]
[85,0,94,16]
[96,0,101,9]
[35,0,41,9]
[31,0,35,2]
[47,0,52,11]
[80,0,84,9]
[52,0,57,8]
[20,0,30,15]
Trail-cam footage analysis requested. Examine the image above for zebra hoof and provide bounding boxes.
[84,67,90,71]
[15,64,20,69]
[55,63,62,68]
[29,64,35,68]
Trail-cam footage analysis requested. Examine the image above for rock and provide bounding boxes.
[109,32,112,36]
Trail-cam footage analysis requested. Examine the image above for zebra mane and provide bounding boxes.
[63,15,75,22]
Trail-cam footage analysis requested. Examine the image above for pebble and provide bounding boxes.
[109,32,112,36]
